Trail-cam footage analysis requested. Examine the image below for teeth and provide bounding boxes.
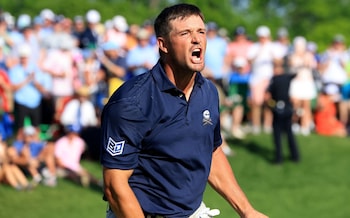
[193,48,200,52]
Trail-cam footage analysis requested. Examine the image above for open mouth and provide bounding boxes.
[192,48,201,58]
[191,48,202,63]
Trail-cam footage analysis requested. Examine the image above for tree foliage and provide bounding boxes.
[1,0,349,51]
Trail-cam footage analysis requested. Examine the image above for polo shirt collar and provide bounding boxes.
[151,61,205,93]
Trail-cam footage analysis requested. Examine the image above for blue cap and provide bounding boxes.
[101,41,119,51]
[234,26,246,36]
[206,22,218,31]
[33,16,43,25]
[64,124,81,133]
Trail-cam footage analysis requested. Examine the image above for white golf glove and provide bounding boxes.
[198,207,220,218]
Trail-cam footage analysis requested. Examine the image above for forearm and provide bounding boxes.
[100,56,126,78]
[106,184,144,218]
[55,158,65,169]
[44,68,66,78]
[11,156,31,166]
[103,168,144,218]
[208,147,254,217]
[11,79,31,91]
[32,81,48,95]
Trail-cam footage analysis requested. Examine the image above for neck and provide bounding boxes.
[161,61,196,100]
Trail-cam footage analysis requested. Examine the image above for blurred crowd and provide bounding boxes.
[0,7,350,190]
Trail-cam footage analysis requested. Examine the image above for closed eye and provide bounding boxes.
[180,31,190,36]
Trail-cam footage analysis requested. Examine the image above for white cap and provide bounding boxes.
[3,12,15,29]
[17,14,31,29]
[293,36,307,49]
[24,125,36,136]
[233,57,247,68]
[86,9,101,24]
[256,25,270,37]
[113,15,128,32]
[18,44,31,57]
[137,28,150,40]
[40,9,55,21]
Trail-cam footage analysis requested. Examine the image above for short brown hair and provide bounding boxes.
[154,3,204,38]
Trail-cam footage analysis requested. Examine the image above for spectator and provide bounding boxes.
[225,26,252,76]
[265,59,300,164]
[224,26,252,137]
[12,24,41,67]
[247,25,282,134]
[72,15,86,50]
[97,41,127,96]
[8,125,57,187]
[319,35,349,87]
[37,8,55,44]
[0,134,31,190]
[60,16,73,36]
[8,14,31,48]
[82,50,107,115]
[274,27,291,60]
[54,124,101,188]
[125,23,139,51]
[9,44,50,140]
[59,84,101,162]
[314,84,347,137]
[79,9,102,51]
[104,15,128,53]
[226,57,251,139]
[16,21,49,118]
[0,15,14,55]
[60,85,98,130]
[142,19,157,46]
[202,21,229,92]
[288,36,318,135]
[0,68,14,140]
[40,32,76,122]
[126,27,158,77]
[319,34,350,124]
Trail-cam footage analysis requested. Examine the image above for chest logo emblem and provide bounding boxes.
[202,109,213,126]
[107,137,125,156]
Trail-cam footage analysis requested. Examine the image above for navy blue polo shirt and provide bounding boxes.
[100,61,222,217]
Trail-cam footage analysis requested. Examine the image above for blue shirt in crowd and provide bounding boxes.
[13,140,46,158]
[9,64,50,108]
[205,36,227,80]
[126,45,159,76]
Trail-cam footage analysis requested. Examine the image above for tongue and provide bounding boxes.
[191,56,201,63]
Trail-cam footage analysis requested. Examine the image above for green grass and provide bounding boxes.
[205,134,350,218]
[1,133,349,218]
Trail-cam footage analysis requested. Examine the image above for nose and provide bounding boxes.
[191,32,201,44]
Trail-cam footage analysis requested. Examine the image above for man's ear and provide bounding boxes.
[157,37,168,54]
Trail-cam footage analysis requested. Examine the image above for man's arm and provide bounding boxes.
[208,147,268,218]
[98,55,126,78]
[103,167,144,218]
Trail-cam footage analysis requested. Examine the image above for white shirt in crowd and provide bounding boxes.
[60,99,98,128]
